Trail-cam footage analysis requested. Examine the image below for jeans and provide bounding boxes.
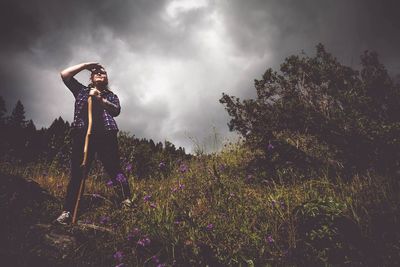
[63,129,131,212]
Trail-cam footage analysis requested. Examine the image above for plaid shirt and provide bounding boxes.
[63,77,120,131]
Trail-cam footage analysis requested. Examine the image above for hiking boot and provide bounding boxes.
[56,211,71,225]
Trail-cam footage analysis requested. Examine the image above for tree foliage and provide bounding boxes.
[0,98,189,179]
[220,44,400,177]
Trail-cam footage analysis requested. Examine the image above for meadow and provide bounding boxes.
[1,136,399,266]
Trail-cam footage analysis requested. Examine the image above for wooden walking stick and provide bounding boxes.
[72,95,94,224]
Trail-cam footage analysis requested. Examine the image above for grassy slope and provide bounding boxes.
[1,141,399,266]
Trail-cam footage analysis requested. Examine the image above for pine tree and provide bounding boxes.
[0,96,6,125]
[8,100,26,129]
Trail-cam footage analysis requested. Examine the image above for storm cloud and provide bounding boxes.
[1,0,399,152]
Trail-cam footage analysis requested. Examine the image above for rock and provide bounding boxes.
[26,224,78,266]
[25,223,114,266]
[0,172,114,266]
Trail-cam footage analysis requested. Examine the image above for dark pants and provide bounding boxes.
[63,130,131,212]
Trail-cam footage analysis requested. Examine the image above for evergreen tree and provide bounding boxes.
[8,100,26,129]
[0,96,6,125]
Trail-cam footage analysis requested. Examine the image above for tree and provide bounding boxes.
[0,96,7,157]
[220,44,400,178]
[4,100,31,161]
[0,96,6,125]
[8,100,27,129]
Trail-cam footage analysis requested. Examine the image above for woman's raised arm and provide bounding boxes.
[60,62,102,81]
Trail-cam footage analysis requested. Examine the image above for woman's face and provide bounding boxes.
[91,68,108,86]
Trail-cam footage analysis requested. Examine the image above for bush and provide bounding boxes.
[293,197,364,265]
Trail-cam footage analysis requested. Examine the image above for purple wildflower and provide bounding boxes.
[271,200,277,207]
[106,180,114,187]
[159,162,166,169]
[100,216,110,224]
[267,143,274,151]
[127,227,140,240]
[83,218,92,224]
[178,183,185,190]
[143,195,151,202]
[113,251,124,262]
[152,255,160,264]
[127,233,135,241]
[218,164,225,171]
[150,203,157,209]
[171,187,178,193]
[125,163,133,172]
[137,237,151,247]
[132,227,140,235]
[179,163,188,173]
[206,223,214,231]
[280,200,286,209]
[116,173,127,183]
[266,235,274,244]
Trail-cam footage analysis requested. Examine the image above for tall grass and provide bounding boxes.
[1,140,399,266]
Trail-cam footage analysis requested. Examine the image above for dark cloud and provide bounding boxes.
[1,0,399,152]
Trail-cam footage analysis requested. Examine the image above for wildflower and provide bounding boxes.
[127,227,141,240]
[267,143,274,150]
[113,251,124,262]
[152,255,160,264]
[137,237,151,247]
[178,183,185,190]
[106,180,114,187]
[179,163,188,173]
[271,200,277,207]
[280,200,285,208]
[159,162,166,169]
[132,227,140,235]
[206,223,214,231]
[171,187,178,193]
[150,203,157,209]
[125,163,133,172]
[127,233,134,241]
[100,216,110,224]
[116,173,127,183]
[218,164,225,171]
[83,218,92,224]
[143,195,151,202]
[266,235,274,244]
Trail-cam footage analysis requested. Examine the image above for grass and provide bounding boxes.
[1,141,399,266]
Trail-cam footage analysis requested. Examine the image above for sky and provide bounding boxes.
[1,0,399,153]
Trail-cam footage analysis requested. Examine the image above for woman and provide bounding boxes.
[56,62,131,225]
